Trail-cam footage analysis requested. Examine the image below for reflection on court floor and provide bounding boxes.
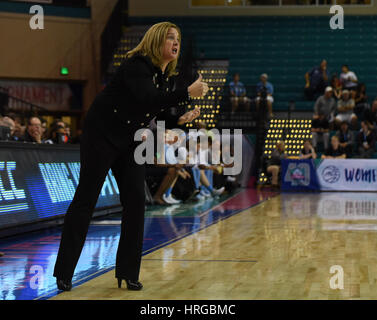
[281,192,377,230]
[5,190,377,300]
[0,188,276,300]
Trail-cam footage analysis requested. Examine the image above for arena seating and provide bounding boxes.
[127,16,377,112]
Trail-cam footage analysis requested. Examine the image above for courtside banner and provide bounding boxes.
[0,143,120,231]
[317,159,377,191]
[281,159,319,191]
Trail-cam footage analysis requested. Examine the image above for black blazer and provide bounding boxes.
[83,54,191,150]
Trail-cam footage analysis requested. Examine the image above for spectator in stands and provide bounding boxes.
[314,86,336,122]
[330,74,342,100]
[354,83,368,119]
[161,130,190,204]
[0,115,18,141]
[336,121,354,158]
[150,131,184,205]
[335,89,358,129]
[266,141,286,187]
[357,121,376,159]
[364,98,377,127]
[255,73,274,117]
[299,140,317,159]
[8,113,25,139]
[312,86,335,152]
[229,73,251,113]
[54,119,65,129]
[321,135,346,159]
[21,116,48,144]
[304,59,329,100]
[190,133,225,200]
[339,64,358,92]
[169,134,201,202]
[312,115,330,152]
[0,252,3,257]
[46,120,69,144]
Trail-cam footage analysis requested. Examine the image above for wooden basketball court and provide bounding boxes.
[51,191,376,300]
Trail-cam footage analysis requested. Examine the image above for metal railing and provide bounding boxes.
[0,86,46,116]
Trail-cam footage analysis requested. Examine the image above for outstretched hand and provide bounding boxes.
[177,107,201,125]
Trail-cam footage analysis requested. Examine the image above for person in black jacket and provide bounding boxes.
[266,141,286,187]
[53,22,208,292]
[357,121,376,159]
[21,116,49,144]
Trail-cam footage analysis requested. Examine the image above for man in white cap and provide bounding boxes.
[313,86,336,122]
[312,86,337,150]
[255,73,274,117]
[335,89,358,129]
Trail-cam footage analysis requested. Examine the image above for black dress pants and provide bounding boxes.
[53,126,146,281]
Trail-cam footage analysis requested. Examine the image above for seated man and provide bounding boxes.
[335,89,358,129]
[339,64,358,92]
[312,114,330,151]
[354,83,368,118]
[357,121,376,159]
[162,131,196,204]
[321,135,347,159]
[0,115,16,141]
[305,59,329,101]
[364,98,377,128]
[21,116,49,144]
[148,165,182,205]
[255,73,274,117]
[146,130,185,205]
[189,135,225,200]
[335,121,354,158]
[299,140,317,159]
[6,113,25,140]
[229,73,251,113]
[266,141,286,187]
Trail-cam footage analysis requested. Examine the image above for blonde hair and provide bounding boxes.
[126,22,181,77]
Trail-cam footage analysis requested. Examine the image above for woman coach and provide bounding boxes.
[53,22,208,291]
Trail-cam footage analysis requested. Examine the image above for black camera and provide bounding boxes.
[0,126,11,141]
[260,86,268,100]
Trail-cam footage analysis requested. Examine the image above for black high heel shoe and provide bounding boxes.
[56,279,72,291]
[117,278,143,291]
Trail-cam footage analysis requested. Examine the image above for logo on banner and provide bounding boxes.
[322,165,341,184]
[284,162,310,186]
